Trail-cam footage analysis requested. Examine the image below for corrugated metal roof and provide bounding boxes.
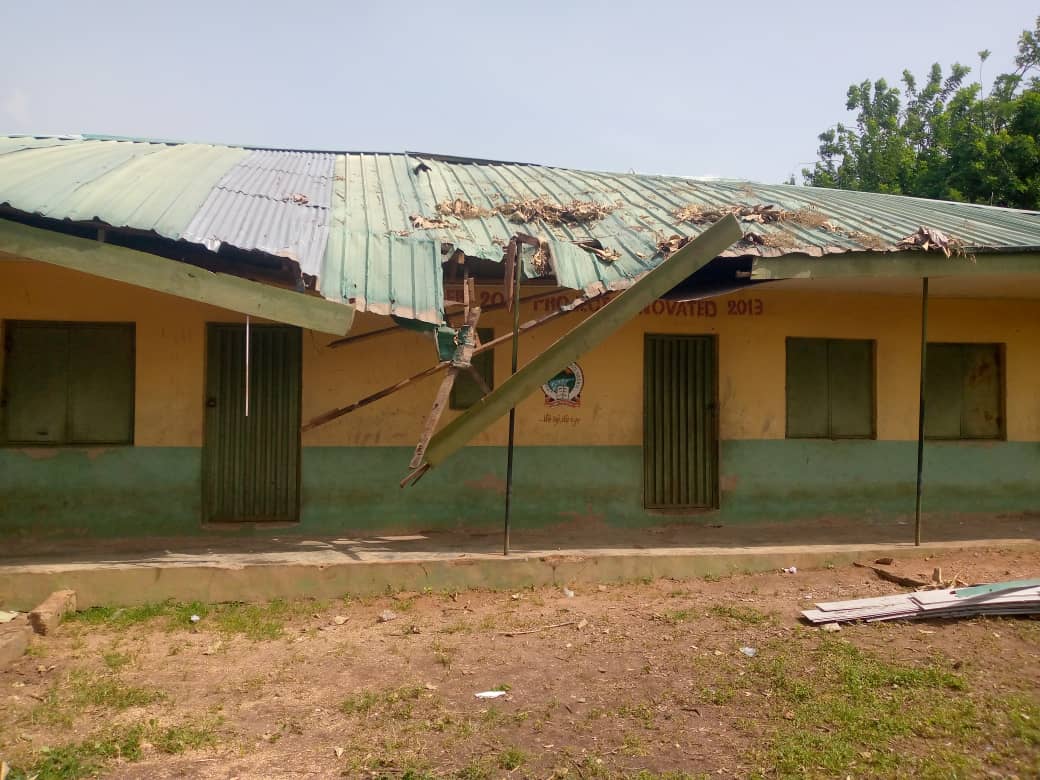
[3,134,1040,326]
[182,150,334,277]
[0,138,247,239]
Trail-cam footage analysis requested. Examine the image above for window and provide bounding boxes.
[925,343,1003,439]
[450,328,494,410]
[786,337,874,438]
[2,322,135,445]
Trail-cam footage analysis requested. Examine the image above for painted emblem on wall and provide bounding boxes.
[542,363,584,407]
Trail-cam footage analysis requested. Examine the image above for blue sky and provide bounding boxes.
[1,1,1035,182]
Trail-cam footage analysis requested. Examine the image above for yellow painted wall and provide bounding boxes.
[3,259,1040,448]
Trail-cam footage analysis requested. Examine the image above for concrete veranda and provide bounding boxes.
[2,514,1038,610]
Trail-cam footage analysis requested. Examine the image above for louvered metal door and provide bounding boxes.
[203,324,301,523]
[643,334,717,510]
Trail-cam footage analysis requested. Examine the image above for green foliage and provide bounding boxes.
[803,16,1040,209]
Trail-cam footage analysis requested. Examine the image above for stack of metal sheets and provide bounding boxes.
[802,579,1040,624]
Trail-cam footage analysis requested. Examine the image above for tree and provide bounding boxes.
[801,17,1040,209]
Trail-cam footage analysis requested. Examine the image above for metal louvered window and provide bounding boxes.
[924,343,1004,440]
[2,321,135,445]
[786,337,875,439]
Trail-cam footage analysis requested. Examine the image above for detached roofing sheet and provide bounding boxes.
[3,135,1040,326]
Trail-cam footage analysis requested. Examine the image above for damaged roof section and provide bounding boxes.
[182,150,335,279]
[4,135,1040,327]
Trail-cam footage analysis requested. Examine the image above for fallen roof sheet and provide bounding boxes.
[3,134,1040,326]
[802,578,1040,624]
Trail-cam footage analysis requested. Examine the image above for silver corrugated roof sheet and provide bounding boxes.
[182,150,335,277]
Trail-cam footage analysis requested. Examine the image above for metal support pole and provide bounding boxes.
[503,243,523,556]
[914,277,929,546]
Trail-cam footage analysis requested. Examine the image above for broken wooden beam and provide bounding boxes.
[407,214,742,477]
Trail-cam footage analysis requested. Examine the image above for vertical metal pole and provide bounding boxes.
[914,277,929,546]
[244,315,251,418]
[503,244,523,556]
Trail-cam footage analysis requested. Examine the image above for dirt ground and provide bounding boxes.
[2,547,1039,779]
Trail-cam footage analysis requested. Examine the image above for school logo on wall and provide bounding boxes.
[542,363,584,407]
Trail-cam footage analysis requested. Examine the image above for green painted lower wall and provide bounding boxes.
[2,441,1038,540]
[0,448,201,539]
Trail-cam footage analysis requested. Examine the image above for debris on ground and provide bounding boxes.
[28,589,76,636]
[802,578,1040,624]
[562,587,575,598]
[0,612,18,624]
[333,616,348,626]
[739,646,758,657]
[474,690,507,699]
[896,226,966,258]
[875,557,895,566]
[853,561,931,588]
[377,609,399,623]
[189,614,201,623]
[781,566,798,575]
[820,622,842,633]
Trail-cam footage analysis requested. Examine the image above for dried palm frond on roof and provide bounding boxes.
[436,199,490,219]
[410,214,455,230]
[497,197,617,225]
[897,226,966,258]
[675,203,835,230]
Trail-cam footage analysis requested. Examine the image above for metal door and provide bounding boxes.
[203,324,301,523]
[643,334,718,510]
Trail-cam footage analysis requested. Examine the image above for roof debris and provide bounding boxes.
[802,578,1040,624]
[675,203,834,230]
[574,239,620,263]
[410,214,455,230]
[496,197,617,225]
[674,203,785,225]
[897,226,965,257]
[288,192,310,205]
[845,230,891,252]
[436,199,491,219]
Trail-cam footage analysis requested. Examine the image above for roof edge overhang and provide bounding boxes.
[749,249,1040,281]
[0,218,354,335]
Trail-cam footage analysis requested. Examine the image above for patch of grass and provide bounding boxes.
[757,639,978,777]
[661,609,692,625]
[24,642,46,658]
[150,718,221,754]
[708,604,768,625]
[67,670,165,709]
[340,685,427,719]
[621,733,649,757]
[8,717,221,780]
[65,597,321,641]
[497,747,526,770]
[102,650,133,671]
[617,702,656,728]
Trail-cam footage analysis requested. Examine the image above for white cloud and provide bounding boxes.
[2,89,31,128]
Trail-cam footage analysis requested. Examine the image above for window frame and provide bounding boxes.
[785,336,877,440]
[924,341,1006,441]
[1,320,136,447]
[449,327,494,411]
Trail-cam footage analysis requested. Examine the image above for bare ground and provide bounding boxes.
[2,547,1039,779]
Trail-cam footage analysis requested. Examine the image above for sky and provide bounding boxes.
[1,1,1036,183]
